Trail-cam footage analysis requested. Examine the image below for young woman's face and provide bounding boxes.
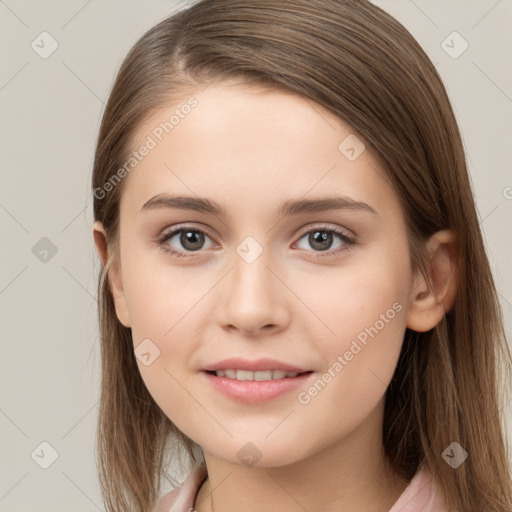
[109,82,418,467]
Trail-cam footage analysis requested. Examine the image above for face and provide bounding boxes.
[101,82,419,467]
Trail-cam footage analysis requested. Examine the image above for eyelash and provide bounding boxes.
[155,225,357,259]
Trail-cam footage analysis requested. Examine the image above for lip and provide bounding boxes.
[200,370,315,403]
[202,357,310,373]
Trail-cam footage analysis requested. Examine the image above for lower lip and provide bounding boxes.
[200,370,314,403]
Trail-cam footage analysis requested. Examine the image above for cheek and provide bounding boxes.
[120,234,205,341]
[292,241,411,346]
[119,240,214,413]
[291,242,410,412]
[297,311,406,445]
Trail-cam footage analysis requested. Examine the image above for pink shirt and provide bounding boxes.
[156,463,448,512]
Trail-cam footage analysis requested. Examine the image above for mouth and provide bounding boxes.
[201,369,315,403]
[204,369,314,381]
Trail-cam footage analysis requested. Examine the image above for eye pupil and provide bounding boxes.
[310,230,333,251]
[181,230,204,251]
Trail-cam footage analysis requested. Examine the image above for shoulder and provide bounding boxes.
[388,466,448,512]
[155,463,208,512]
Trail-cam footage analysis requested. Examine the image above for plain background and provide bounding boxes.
[1,0,511,510]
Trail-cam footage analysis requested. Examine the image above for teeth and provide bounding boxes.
[214,369,300,381]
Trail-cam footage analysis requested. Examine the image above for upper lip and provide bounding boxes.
[202,357,310,373]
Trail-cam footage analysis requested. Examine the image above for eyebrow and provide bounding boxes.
[140,194,379,217]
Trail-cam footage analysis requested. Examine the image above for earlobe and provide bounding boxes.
[92,221,132,328]
[406,229,458,333]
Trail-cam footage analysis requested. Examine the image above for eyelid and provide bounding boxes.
[295,223,355,240]
[159,223,218,242]
[158,222,355,241]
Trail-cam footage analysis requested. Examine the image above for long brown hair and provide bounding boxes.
[91,1,512,510]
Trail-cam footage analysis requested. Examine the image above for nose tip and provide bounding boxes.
[215,259,290,336]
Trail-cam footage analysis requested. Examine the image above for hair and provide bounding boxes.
[91,0,512,511]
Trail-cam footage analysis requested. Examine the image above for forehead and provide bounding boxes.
[120,83,397,222]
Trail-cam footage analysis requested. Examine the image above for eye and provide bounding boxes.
[294,226,356,258]
[157,226,216,257]
[156,224,356,259]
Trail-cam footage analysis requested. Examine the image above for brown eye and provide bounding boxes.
[157,226,215,257]
[295,226,356,258]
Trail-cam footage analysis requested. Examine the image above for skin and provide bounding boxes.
[93,81,457,512]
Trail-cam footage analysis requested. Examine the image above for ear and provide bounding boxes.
[93,221,131,328]
[406,229,458,333]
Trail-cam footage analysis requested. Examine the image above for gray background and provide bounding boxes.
[1,0,511,510]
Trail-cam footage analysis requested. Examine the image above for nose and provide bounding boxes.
[214,246,291,336]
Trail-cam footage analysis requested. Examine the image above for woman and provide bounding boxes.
[91,1,512,511]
